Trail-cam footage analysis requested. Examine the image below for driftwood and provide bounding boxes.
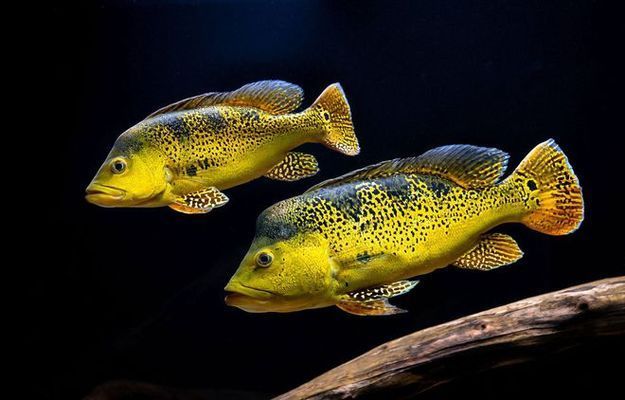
[277,276,625,400]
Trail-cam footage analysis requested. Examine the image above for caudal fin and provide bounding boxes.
[311,83,359,156]
[513,139,584,235]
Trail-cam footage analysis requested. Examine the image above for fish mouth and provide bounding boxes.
[85,183,126,206]
[224,282,278,312]
[224,282,275,300]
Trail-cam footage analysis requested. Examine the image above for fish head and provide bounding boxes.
[86,131,169,207]
[225,204,336,313]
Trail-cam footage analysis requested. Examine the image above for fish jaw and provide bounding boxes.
[85,180,171,208]
[224,280,331,313]
[224,281,278,313]
[85,183,126,207]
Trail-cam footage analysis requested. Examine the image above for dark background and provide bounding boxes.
[31,1,623,399]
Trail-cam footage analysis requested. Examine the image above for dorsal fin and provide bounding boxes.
[145,80,304,119]
[306,144,509,192]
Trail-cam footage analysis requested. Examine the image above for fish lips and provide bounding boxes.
[224,282,277,312]
[85,183,126,206]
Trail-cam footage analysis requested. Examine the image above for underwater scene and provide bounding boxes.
[34,1,623,399]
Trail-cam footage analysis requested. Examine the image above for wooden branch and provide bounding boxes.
[277,276,625,400]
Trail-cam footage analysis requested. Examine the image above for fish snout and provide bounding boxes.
[85,183,126,206]
[224,281,274,306]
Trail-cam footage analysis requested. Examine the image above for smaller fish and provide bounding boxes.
[85,80,359,214]
[224,140,584,316]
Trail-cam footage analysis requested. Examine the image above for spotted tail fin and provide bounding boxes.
[311,83,359,156]
[512,139,584,235]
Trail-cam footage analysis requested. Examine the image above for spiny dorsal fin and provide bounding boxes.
[146,80,304,119]
[307,144,509,192]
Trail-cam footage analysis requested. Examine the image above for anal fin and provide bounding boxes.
[265,152,319,181]
[453,233,523,270]
[169,187,229,214]
[337,280,418,316]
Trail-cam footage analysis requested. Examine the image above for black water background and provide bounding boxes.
[31,1,623,398]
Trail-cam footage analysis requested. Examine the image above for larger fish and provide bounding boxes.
[225,140,584,316]
[85,80,358,214]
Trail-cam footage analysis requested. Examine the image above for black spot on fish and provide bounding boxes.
[241,108,261,123]
[256,208,298,241]
[186,165,197,176]
[113,135,144,156]
[326,184,363,222]
[162,116,192,139]
[201,110,227,132]
[381,175,413,202]
[527,179,537,191]
[428,179,451,197]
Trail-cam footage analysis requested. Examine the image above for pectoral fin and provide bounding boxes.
[453,233,523,270]
[169,187,229,214]
[265,152,319,181]
[337,280,419,316]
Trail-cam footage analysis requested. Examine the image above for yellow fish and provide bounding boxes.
[225,140,584,316]
[85,80,358,214]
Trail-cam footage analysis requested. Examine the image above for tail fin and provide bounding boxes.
[311,83,359,156]
[513,139,584,235]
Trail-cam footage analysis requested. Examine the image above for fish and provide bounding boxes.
[224,139,584,316]
[85,80,359,214]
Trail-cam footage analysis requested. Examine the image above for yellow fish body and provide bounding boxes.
[85,80,358,214]
[225,140,584,316]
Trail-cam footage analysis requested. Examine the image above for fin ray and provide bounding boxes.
[169,187,229,214]
[311,83,359,156]
[336,280,418,316]
[265,152,319,181]
[511,139,584,235]
[453,233,523,270]
[307,144,508,193]
[337,299,407,316]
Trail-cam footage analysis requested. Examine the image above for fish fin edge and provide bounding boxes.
[265,152,319,181]
[146,80,303,119]
[312,83,359,156]
[336,280,419,316]
[453,233,523,270]
[307,144,508,193]
[337,299,407,316]
[169,187,229,214]
[512,139,584,235]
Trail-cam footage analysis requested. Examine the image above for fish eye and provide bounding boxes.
[255,251,273,268]
[110,158,127,174]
